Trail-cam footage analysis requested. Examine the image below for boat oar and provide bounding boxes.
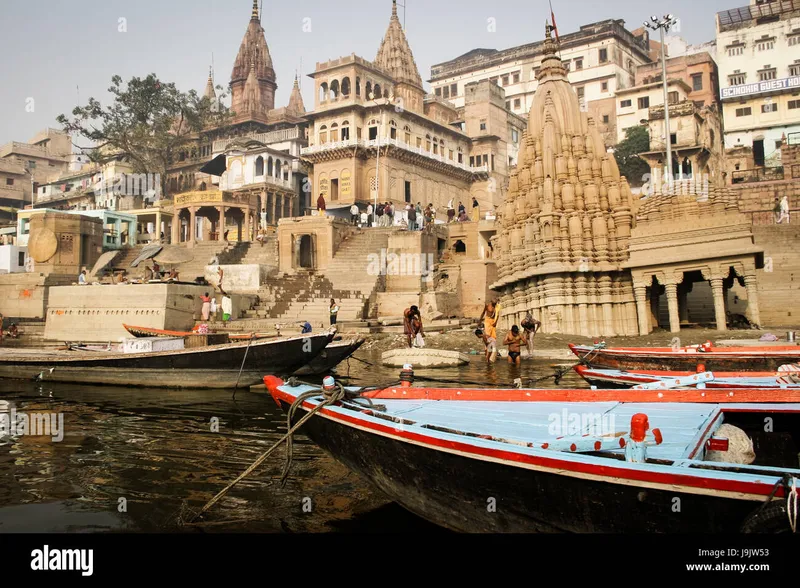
[232,334,256,399]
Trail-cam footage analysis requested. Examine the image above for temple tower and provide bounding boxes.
[374,0,425,114]
[230,0,277,119]
[491,24,638,337]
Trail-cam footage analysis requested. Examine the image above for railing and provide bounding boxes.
[731,166,785,184]
[301,138,489,174]
[718,0,798,30]
[212,128,301,153]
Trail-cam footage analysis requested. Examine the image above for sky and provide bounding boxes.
[0,0,737,147]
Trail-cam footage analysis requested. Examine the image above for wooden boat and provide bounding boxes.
[123,324,276,342]
[264,370,800,533]
[570,342,800,372]
[292,337,366,376]
[0,333,333,389]
[575,365,800,389]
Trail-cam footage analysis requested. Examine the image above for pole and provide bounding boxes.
[660,25,673,192]
[374,101,380,227]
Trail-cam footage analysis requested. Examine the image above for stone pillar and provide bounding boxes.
[649,284,660,329]
[172,211,180,244]
[665,283,680,333]
[744,274,762,327]
[678,287,689,323]
[710,278,727,331]
[271,192,277,224]
[218,206,225,241]
[243,207,251,242]
[634,284,649,336]
[288,197,294,218]
[155,211,162,241]
[189,207,197,243]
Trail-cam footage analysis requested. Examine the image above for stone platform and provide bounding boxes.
[381,348,471,368]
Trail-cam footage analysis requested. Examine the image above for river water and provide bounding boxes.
[0,350,585,533]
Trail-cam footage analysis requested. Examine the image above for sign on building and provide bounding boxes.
[721,76,800,99]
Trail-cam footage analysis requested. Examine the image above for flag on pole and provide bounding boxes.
[549,0,560,44]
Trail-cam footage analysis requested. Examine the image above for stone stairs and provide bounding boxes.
[107,241,240,282]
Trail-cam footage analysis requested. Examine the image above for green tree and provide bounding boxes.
[613,126,651,187]
[57,74,231,199]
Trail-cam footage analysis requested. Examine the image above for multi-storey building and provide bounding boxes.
[0,128,73,204]
[429,19,653,146]
[301,1,524,218]
[716,0,800,169]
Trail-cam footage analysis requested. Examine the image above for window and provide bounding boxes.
[18,252,25,267]
[448,149,454,160]
[470,156,475,167]
[564,61,571,72]
[790,64,800,77]
[443,86,450,99]
[450,83,458,96]
[483,154,489,167]
[577,87,585,100]
[756,39,774,51]
[575,58,583,70]
[416,137,422,148]
[735,107,752,117]
[506,101,511,110]
[727,44,745,56]
[341,122,350,141]
[390,122,397,140]
[491,154,495,171]
[762,102,778,113]
[638,96,650,109]
[602,81,608,92]
[435,87,442,96]
[599,48,608,63]
[602,114,610,124]
[405,181,412,203]
[489,76,499,85]
[670,133,677,145]
[404,126,411,143]
[512,73,520,84]
[512,129,519,143]
[620,99,632,108]
[5,178,13,186]
[691,73,703,91]
[480,121,487,131]
[457,150,463,164]
[789,36,800,47]
[502,75,510,86]
[789,100,800,110]
[729,73,746,86]
[369,126,378,141]
[319,125,328,143]
[514,98,521,109]
[668,91,679,104]
[759,69,777,81]
[28,161,36,169]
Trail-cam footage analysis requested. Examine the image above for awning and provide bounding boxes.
[130,244,163,267]
[88,250,120,278]
[0,227,16,235]
[200,154,227,176]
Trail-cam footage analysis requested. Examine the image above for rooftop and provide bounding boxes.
[717,0,800,32]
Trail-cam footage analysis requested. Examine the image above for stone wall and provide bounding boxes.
[42,284,253,342]
[276,216,357,274]
[0,273,73,320]
[203,264,273,293]
[28,212,104,276]
[732,179,800,225]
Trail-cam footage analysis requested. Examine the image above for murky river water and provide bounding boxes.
[0,350,585,533]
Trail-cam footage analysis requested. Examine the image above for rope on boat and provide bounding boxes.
[232,334,257,399]
[789,477,798,533]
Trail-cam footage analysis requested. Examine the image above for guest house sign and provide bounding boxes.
[721,76,800,99]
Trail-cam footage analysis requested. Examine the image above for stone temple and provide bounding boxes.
[492,25,639,337]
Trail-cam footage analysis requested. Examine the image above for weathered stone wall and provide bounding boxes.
[732,180,800,225]
[276,216,357,274]
[28,213,104,276]
[42,284,254,342]
[0,273,73,320]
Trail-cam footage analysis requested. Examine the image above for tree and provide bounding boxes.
[57,74,231,199]
[613,126,651,187]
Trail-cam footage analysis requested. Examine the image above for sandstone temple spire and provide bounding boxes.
[287,75,306,116]
[230,0,277,119]
[375,0,424,112]
[490,22,638,337]
[204,66,216,101]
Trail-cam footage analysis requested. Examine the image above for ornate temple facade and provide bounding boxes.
[492,26,639,337]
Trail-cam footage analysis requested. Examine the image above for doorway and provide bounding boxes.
[753,139,765,167]
[299,235,314,269]
[331,179,339,202]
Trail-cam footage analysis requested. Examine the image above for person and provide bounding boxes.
[458,201,466,219]
[210,296,218,322]
[375,202,384,226]
[152,262,162,279]
[350,203,360,225]
[475,328,497,364]
[256,227,267,247]
[260,208,268,229]
[78,270,87,285]
[457,208,468,222]
[424,204,434,226]
[407,202,417,231]
[366,203,374,225]
[385,202,394,227]
[221,295,232,322]
[6,323,18,339]
[168,268,179,281]
[317,193,326,213]
[777,195,790,224]
[479,299,502,344]
[329,298,339,326]
[415,202,423,229]
[200,292,212,321]
[521,312,541,357]
[403,305,424,348]
[504,325,527,367]
[301,321,313,334]
[472,197,480,222]
[447,199,455,223]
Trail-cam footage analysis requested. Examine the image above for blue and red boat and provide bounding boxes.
[574,365,800,390]
[265,368,800,533]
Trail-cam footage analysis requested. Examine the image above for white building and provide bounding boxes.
[0,245,29,274]
[716,0,800,167]
[430,19,653,146]
[616,79,692,144]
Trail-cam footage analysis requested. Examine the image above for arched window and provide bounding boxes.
[275,159,282,178]
[365,81,372,99]
[341,120,350,141]
[341,77,351,96]
[404,125,412,144]
[255,156,264,177]
[389,120,397,140]
[330,123,339,142]
[433,136,440,155]
[373,84,382,99]
[319,83,328,103]
[199,182,207,191]
[319,125,328,144]
[384,87,390,99]
[267,157,274,177]
[356,77,361,96]
[330,79,340,99]
[426,134,432,152]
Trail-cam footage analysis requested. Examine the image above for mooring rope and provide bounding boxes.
[788,477,798,533]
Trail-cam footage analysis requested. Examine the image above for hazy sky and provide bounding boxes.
[0,0,736,147]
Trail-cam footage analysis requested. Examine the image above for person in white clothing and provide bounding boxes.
[350,204,360,225]
[777,196,790,224]
[221,296,233,322]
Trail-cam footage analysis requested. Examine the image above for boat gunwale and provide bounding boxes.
[269,384,800,499]
[570,343,800,357]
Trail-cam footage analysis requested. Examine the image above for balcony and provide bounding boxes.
[301,138,489,174]
[212,127,301,153]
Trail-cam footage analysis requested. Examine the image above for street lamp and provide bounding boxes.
[644,14,679,192]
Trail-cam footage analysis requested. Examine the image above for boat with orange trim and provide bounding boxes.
[264,366,800,533]
[574,365,800,389]
[123,324,276,341]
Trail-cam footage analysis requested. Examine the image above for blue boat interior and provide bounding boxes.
[280,384,800,477]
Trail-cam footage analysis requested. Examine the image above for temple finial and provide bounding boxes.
[392,0,398,18]
[251,0,259,20]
